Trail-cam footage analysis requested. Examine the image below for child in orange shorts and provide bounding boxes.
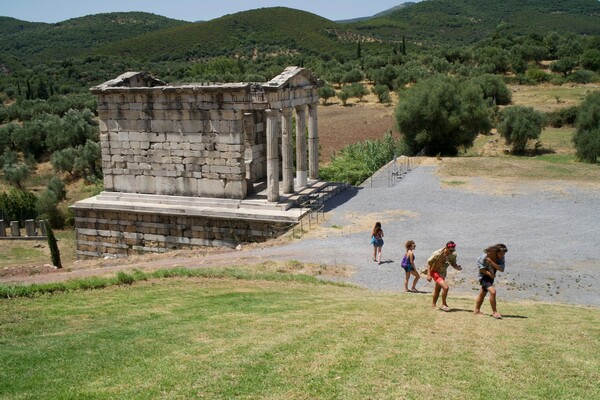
[426,241,462,311]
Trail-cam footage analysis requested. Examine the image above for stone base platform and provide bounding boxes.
[72,180,348,259]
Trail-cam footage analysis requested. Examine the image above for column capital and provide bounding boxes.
[295,104,307,113]
[308,102,318,111]
[265,108,280,117]
[281,107,293,117]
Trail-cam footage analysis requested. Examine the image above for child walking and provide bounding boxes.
[474,243,508,319]
[401,240,420,292]
[371,222,384,265]
[425,241,462,311]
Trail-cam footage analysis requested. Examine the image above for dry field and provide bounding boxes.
[317,91,399,163]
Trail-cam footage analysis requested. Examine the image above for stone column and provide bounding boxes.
[308,103,319,180]
[10,221,20,237]
[295,104,308,188]
[39,220,47,236]
[281,108,294,194]
[0,220,5,237]
[265,108,280,202]
[25,219,36,236]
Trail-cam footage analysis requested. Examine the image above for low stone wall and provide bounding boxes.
[73,208,290,259]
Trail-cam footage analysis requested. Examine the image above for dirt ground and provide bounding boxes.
[318,94,399,163]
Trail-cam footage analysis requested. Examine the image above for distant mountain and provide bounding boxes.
[372,2,417,18]
[349,0,600,45]
[1,0,599,69]
[94,7,350,60]
[0,17,48,35]
[335,2,415,23]
[0,12,189,63]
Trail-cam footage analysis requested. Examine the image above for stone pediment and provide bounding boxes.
[91,71,166,91]
[264,66,321,90]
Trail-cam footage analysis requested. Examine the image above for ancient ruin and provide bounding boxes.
[73,67,342,258]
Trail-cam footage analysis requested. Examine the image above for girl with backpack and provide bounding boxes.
[401,240,420,292]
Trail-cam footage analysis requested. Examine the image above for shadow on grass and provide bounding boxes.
[445,309,528,319]
[445,308,473,313]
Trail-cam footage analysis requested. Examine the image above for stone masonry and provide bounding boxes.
[73,67,325,258]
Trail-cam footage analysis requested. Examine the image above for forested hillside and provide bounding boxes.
[95,8,353,61]
[350,0,600,45]
[0,12,189,65]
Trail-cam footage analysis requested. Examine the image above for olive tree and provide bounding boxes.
[318,85,336,105]
[573,91,600,163]
[395,75,491,156]
[497,106,547,154]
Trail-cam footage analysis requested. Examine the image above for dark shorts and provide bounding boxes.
[479,276,494,291]
[402,264,414,272]
[372,238,384,247]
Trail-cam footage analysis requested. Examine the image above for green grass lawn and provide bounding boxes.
[1,271,599,399]
[0,230,76,269]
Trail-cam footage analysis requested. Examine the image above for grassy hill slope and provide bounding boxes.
[1,272,599,398]
[0,12,189,64]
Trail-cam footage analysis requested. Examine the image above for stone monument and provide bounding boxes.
[73,67,339,258]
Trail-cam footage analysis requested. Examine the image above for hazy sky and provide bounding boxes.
[1,1,417,23]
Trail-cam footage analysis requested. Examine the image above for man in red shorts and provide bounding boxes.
[426,241,462,311]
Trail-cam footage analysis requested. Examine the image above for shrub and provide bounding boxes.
[580,49,600,72]
[470,74,512,105]
[498,106,547,154]
[342,69,363,84]
[574,92,600,163]
[319,133,407,185]
[337,87,351,106]
[116,272,135,285]
[550,57,577,76]
[372,85,391,104]
[566,69,599,84]
[318,85,336,105]
[547,106,579,128]
[37,189,64,229]
[0,188,37,222]
[349,83,369,101]
[525,67,549,83]
[47,176,67,201]
[395,75,491,156]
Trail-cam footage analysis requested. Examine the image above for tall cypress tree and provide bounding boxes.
[44,220,62,268]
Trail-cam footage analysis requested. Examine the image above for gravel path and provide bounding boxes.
[5,161,600,307]
[232,161,600,307]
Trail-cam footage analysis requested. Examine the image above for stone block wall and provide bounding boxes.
[74,208,289,258]
[96,88,253,199]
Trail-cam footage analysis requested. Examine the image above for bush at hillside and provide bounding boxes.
[0,188,37,222]
[498,106,547,154]
[574,91,600,163]
[395,75,492,156]
[320,133,407,186]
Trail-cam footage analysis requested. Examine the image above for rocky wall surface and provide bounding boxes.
[74,208,288,258]
[97,90,250,199]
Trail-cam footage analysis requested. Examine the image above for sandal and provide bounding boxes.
[493,313,503,319]
[440,305,450,312]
